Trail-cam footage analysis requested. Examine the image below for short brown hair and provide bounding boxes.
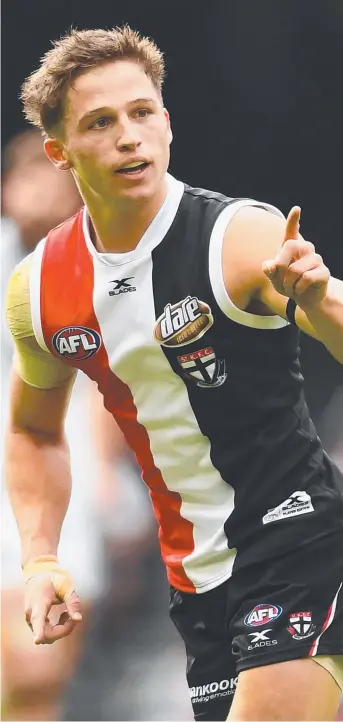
[20,25,165,137]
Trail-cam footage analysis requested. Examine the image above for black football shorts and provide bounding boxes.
[170,529,343,721]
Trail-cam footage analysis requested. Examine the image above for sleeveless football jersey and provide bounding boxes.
[28,174,343,593]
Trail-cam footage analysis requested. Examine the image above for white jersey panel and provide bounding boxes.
[92,253,236,592]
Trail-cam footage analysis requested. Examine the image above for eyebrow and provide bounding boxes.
[78,98,156,127]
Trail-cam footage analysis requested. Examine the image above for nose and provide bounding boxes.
[116,117,141,153]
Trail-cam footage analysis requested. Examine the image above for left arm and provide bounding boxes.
[224,205,343,363]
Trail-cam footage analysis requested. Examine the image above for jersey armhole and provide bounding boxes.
[208,200,289,330]
[29,237,50,351]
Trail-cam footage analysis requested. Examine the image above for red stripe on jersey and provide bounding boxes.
[40,211,196,592]
[308,602,333,656]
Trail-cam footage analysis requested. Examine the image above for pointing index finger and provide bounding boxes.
[282,205,301,246]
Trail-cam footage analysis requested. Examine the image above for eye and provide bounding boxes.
[136,108,151,118]
[89,116,112,130]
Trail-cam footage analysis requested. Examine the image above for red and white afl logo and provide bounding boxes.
[52,326,101,361]
[244,603,282,627]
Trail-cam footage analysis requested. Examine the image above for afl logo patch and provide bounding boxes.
[244,604,283,627]
[154,296,213,347]
[52,326,102,360]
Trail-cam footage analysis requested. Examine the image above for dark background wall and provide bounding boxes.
[2,0,342,417]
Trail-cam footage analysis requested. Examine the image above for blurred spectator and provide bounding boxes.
[1,128,104,721]
[317,386,343,472]
[317,386,343,721]
[1,128,83,359]
[2,128,81,252]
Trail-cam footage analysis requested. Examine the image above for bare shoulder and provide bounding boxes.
[222,205,286,310]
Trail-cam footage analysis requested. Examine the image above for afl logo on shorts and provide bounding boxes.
[244,603,283,627]
[154,296,213,348]
[52,326,102,361]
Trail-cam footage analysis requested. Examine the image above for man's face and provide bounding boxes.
[62,60,172,204]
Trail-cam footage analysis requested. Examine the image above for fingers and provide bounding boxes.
[262,206,303,279]
[24,577,82,645]
[23,558,81,645]
[262,206,330,306]
[26,595,52,644]
[65,591,83,622]
[38,611,80,644]
[291,265,330,296]
[282,205,301,246]
[263,250,329,300]
[25,577,55,644]
[262,239,315,282]
[282,253,324,297]
[26,599,82,645]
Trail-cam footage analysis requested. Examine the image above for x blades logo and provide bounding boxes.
[248,629,273,643]
[109,277,136,295]
[262,491,314,525]
[247,628,278,650]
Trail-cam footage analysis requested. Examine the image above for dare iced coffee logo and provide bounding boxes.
[154,296,213,347]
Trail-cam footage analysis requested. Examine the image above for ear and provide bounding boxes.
[44,137,71,171]
[164,108,173,145]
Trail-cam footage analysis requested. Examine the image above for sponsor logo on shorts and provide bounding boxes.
[154,296,213,347]
[244,603,283,627]
[177,346,227,388]
[287,611,316,640]
[247,628,278,650]
[262,490,314,525]
[189,677,237,704]
[52,326,102,360]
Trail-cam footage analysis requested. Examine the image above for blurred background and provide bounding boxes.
[1,0,342,720]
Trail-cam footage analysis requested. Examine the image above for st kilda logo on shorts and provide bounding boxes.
[287,612,316,640]
[52,326,102,361]
[154,296,213,347]
[244,603,283,627]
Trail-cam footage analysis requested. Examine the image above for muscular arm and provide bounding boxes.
[5,255,77,566]
[6,370,75,567]
[223,206,343,363]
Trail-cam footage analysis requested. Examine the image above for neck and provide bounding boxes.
[81,176,169,253]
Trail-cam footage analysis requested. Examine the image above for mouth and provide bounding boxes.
[116,161,150,177]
